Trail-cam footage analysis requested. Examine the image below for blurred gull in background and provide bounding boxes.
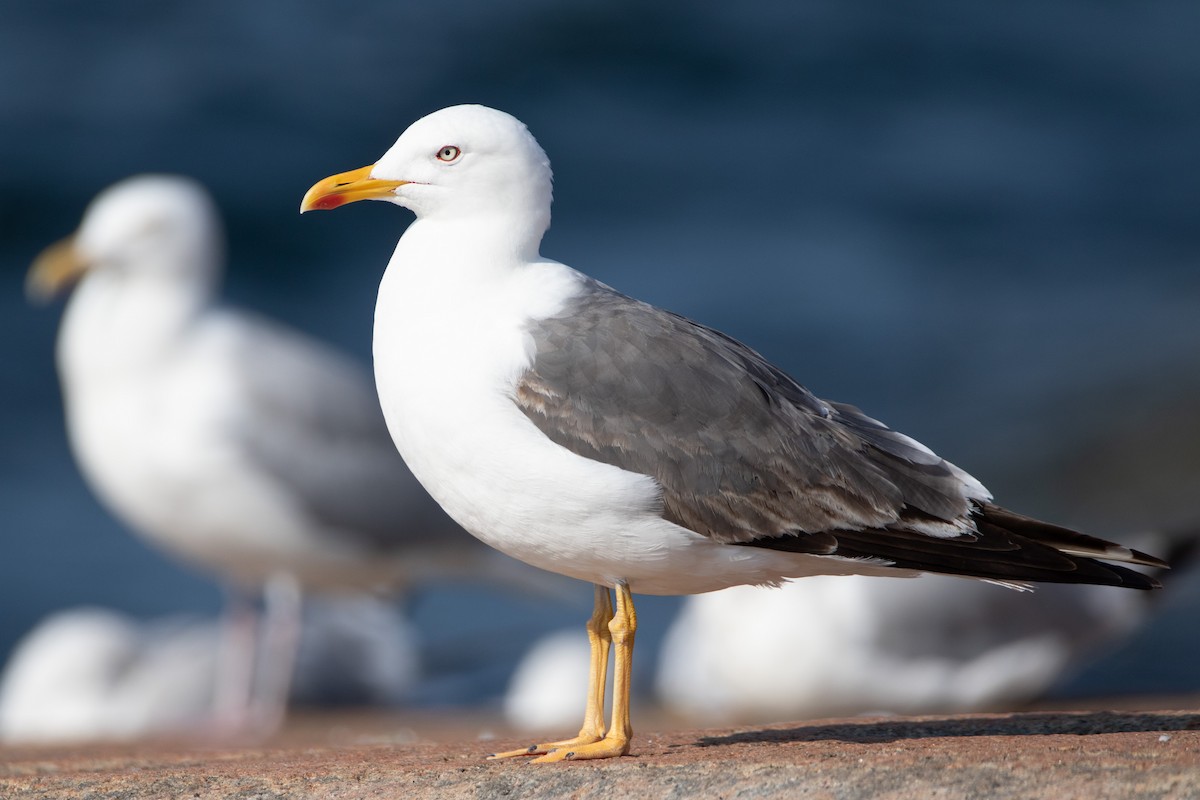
[654,530,1192,724]
[20,175,548,739]
[0,608,215,744]
[0,597,418,744]
[504,628,595,733]
[655,576,1149,723]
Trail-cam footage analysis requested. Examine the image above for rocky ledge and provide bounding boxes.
[2,708,1198,799]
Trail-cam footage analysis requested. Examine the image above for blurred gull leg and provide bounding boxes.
[253,573,303,734]
[213,586,259,733]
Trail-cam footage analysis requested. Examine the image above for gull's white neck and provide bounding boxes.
[55,257,221,548]
[59,267,214,391]
[371,213,575,378]
[397,208,548,273]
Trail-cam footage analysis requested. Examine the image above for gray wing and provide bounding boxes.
[514,281,1163,589]
[517,281,977,542]
[213,308,466,554]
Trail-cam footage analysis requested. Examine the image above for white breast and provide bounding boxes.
[374,231,649,581]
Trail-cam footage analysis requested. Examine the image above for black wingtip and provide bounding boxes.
[739,504,1167,590]
[1128,547,1170,570]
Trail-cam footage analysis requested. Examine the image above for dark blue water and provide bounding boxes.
[3,1,1199,701]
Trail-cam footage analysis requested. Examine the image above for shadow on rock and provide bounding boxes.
[693,711,1200,748]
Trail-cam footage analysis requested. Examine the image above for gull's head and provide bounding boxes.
[27,175,222,302]
[301,105,553,230]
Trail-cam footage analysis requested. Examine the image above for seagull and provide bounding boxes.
[0,608,216,744]
[27,174,538,734]
[656,573,1153,723]
[301,104,1165,762]
[0,598,420,744]
[658,525,1194,722]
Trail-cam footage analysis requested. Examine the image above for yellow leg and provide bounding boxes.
[533,582,636,762]
[489,584,614,759]
[576,584,613,743]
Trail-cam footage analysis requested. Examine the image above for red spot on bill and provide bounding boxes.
[312,193,346,210]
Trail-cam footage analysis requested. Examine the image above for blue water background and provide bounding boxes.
[2,1,1199,703]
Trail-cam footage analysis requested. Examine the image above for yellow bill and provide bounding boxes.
[300,165,407,213]
[27,236,87,302]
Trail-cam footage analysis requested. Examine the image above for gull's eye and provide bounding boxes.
[436,145,462,163]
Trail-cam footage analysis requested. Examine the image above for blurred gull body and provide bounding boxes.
[0,608,215,744]
[24,175,538,737]
[0,599,419,744]
[654,573,1151,723]
[504,628,594,732]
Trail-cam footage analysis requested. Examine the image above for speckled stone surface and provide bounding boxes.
[2,709,1198,799]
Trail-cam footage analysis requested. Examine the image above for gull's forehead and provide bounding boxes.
[79,177,211,249]
[372,104,553,198]
[392,104,535,157]
[89,178,202,224]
